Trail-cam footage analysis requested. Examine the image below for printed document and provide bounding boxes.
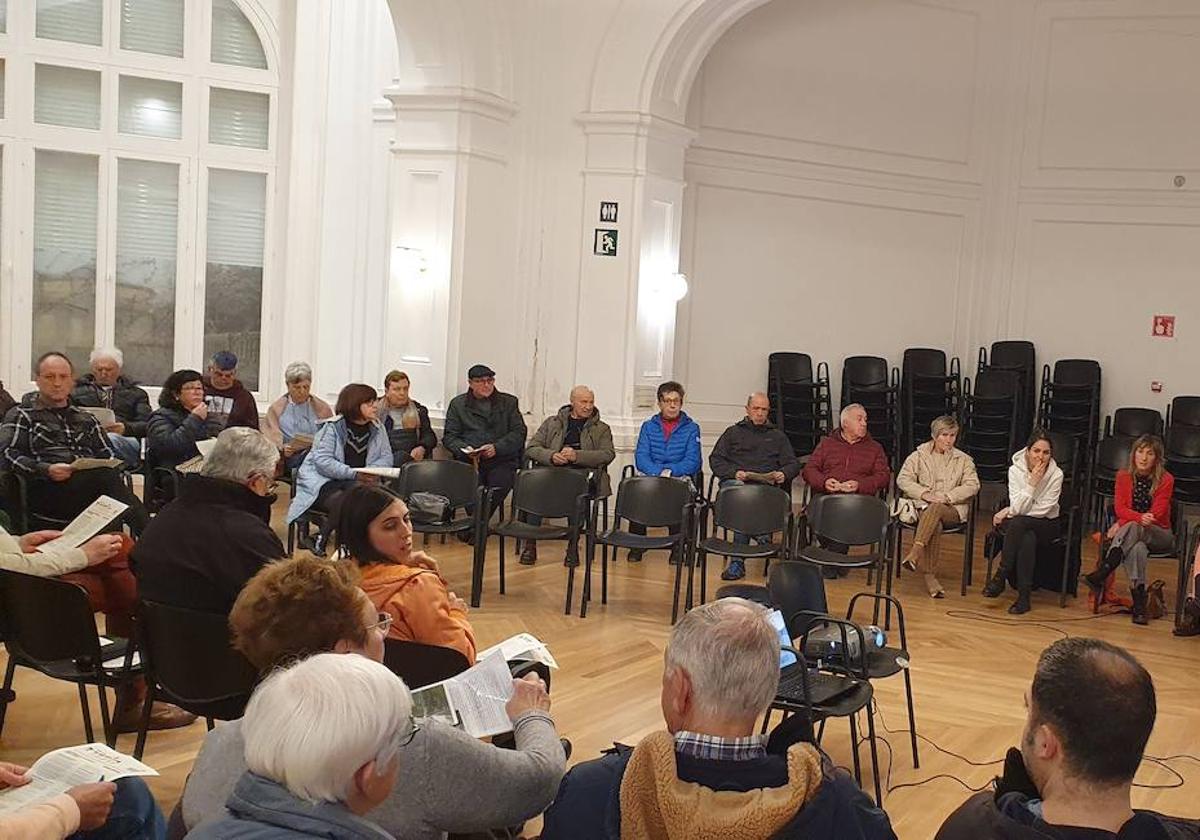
[35,496,128,554]
[0,744,156,815]
[409,651,514,738]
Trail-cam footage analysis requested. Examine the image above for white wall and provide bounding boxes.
[675,0,1200,433]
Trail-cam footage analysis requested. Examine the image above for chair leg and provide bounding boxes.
[564,541,576,616]
[97,679,114,748]
[865,705,883,806]
[0,658,16,738]
[601,538,609,605]
[286,521,295,558]
[134,683,156,760]
[670,543,685,625]
[903,669,919,768]
[895,528,903,579]
[206,717,215,731]
[816,718,826,745]
[78,683,95,744]
[470,534,486,609]
[848,712,863,787]
[699,549,708,605]
[498,537,506,595]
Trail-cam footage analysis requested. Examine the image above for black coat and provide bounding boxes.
[131,474,283,615]
[146,407,214,470]
[381,400,438,465]
[442,391,527,462]
[709,418,801,483]
[937,791,1200,840]
[71,375,153,438]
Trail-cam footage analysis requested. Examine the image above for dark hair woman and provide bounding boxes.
[146,368,211,472]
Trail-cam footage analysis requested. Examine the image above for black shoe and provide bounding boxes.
[1131,584,1149,626]
[627,549,643,563]
[301,533,327,558]
[1083,546,1123,593]
[519,545,537,565]
[456,529,475,545]
[560,737,573,762]
[982,570,1006,598]
[821,566,839,580]
[1008,593,1031,615]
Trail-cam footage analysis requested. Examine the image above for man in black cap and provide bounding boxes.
[443,365,527,522]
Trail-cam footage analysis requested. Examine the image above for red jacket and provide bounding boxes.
[1114,470,1174,528]
[802,431,891,497]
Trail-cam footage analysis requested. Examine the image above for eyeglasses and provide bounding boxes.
[366,612,394,635]
[397,716,421,748]
[249,473,278,494]
[659,396,682,405]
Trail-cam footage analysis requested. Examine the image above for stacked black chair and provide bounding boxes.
[1103,407,1163,444]
[768,352,832,461]
[583,475,696,623]
[961,369,1021,485]
[900,348,961,454]
[1166,426,1200,507]
[841,356,900,467]
[977,341,1037,443]
[1038,360,1102,485]
[1089,436,1129,532]
[694,484,794,604]
[132,600,258,759]
[1167,396,1200,430]
[477,467,591,614]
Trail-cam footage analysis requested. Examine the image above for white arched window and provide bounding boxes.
[0,0,277,391]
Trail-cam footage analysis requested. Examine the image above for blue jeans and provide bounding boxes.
[75,777,165,839]
[107,434,142,469]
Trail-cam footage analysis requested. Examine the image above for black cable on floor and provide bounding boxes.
[943,608,1120,639]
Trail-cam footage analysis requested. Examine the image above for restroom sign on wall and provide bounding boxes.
[1152,315,1175,338]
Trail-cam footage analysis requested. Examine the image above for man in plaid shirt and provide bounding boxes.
[1,352,147,533]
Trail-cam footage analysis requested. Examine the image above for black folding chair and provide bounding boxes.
[395,460,481,545]
[893,492,979,596]
[1104,408,1163,442]
[584,475,695,622]
[478,467,591,613]
[1168,396,1200,430]
[132,600,257,759]
[798,494,894,618]
[695,484,794,604]
[382,638,470,690]
[847,591,918,768]
[0,570,142,746]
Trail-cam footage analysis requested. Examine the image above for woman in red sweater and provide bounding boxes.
[1083,434,1174,625]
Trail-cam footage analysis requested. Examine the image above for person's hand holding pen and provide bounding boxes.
[504,672,551,721]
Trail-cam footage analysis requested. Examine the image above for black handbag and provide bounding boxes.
[407,491,450,524]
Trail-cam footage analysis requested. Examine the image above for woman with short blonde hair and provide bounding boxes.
[897,414,980,598]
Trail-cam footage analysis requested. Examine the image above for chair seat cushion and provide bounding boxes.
[412,518,474,534]
[865,647,909,679]
[596,530,680,550]
[493,521,571,541]
[799,545,878,568]
[698,537,780,559]
[713,583,770,604]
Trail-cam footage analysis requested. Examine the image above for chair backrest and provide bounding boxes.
[1110,407,1163,440]
[767,562,828,619]
[0,571,100,665]
[902,348,946,379]
[1052,359,1101,388]
[972,368,1018,400]
[1046,431,1078,483]
[842,356,889,390]
[807,494,889,548]
[382,638,470,690]
[988,341,1035,372]
[511,467,591,520]
[396,460,478,509]
[613,475,693,529]
[1167,426,1200,460]
[768,352,814,384]
[137,600,257,709]
[1095,436,1130,475]
[1169,396,1200,429]
[712,484,791,538]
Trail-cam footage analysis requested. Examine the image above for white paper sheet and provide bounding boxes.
[0,744,157,815]
[444,651,514,738]
[477,633,559,670]
[354,467,401,479]
[35,496,128,554]
[79,407,117,426]
[195,439,217,459]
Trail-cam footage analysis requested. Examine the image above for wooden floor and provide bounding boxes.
[2,495,1199,839]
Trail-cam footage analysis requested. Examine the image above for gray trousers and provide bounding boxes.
[1111,522,1173,585]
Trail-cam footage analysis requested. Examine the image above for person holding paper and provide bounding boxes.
[70,347,152,470]
[132,428,284,616]
[183,555,565,839]
[287,384,392,556]
[443,364,527,525]
[379,370,437,467]
[0,761,164,840]
[262,361,333,472]
[0,352,148,534]
[145,369,214,477]
[336,485,477,663]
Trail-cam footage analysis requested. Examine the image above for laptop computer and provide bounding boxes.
[767,609,857,706]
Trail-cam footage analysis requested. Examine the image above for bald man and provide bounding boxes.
[522,386,616,564]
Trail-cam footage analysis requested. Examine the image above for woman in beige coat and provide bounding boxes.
[897,414,980,597]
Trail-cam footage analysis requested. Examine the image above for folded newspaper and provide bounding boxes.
[176,438,219,475]
[477,633,559,670]
[0,743,157,815]
[34,496,128,555]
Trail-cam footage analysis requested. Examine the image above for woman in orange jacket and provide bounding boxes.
[1083,434,1174,625]
[333,485,477,663]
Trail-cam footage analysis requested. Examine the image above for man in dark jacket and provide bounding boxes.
[938,637,1200,840]
[522,385,615,564]
[132,427,284,616]
[709,391,801,580]
[540,598,895,840]
[443,364,527,519]
[202,350,260,431]
[379,370,437,466]
[72,347,152,468]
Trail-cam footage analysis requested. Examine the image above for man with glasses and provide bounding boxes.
[131,427,284,617]
[202,350,260,431]
[443,364,527,524]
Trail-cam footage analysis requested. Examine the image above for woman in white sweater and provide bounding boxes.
[982,430,1064,614]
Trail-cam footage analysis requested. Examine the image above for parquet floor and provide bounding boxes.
[2,494,1198,839]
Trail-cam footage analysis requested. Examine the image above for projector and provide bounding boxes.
[802,623,886,662]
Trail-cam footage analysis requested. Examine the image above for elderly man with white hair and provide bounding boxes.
[522,385,616,564]
[541,598,896,840]
[131,426,285,617]
[70,347,152,468]
[189,652,412,839]
[262,361,333,472]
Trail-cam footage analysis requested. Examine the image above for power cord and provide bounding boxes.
[943,608,1120,640]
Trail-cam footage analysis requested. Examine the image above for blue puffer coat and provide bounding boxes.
[634,412,701,478]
